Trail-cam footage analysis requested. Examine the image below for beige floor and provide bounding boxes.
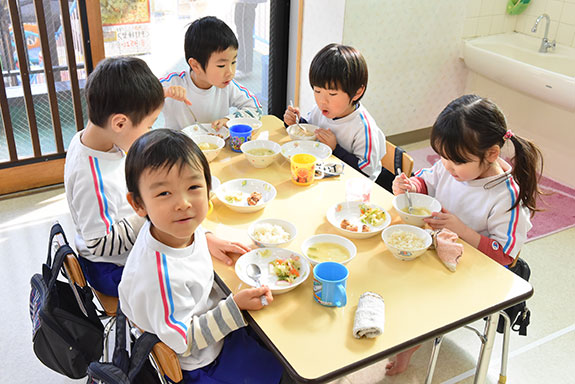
[1,143,573,383]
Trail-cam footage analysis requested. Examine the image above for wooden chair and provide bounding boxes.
[381,140,414,177]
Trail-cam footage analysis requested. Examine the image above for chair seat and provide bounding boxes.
[94,291,119,317]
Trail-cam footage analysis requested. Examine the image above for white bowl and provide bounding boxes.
[227,117,263,132]
[182,123,230,140]
[189,134,225,162]
[287,123,318,141]
[326,201,391,239]
[392,193,442,227]
[248,218,297,248]
[235,248,310,294]
[280,140,332,161]
[215,178,276,213]
[301,234,357,266]
[382,224,432,261]
[240,140,281,168]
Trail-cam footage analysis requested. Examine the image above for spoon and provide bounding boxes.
[289,100,308,135]
[246,264,268,306]
[186,103,199,123]
[397,168,414,214]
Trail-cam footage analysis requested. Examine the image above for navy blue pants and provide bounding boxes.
[78,256,123,297]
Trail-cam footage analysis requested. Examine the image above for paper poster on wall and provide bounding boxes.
[101,0,151,56]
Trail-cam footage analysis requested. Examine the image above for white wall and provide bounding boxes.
[342,0,468,136]
[286,0,346,116]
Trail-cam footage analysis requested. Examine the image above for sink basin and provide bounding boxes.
[462,33,575,110]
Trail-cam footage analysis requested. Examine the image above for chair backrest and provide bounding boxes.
[57,228,119,317]
[150,342,183,383]
[381,140,414,176]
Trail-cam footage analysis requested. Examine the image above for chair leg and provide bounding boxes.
[474,314,498,384]
[148,354,169,384]
[424,336,444,384]
[498,311,511,384]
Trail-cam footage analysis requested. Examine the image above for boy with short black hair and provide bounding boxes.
[284,43,386,182]
[120,129,284,383]
[64,56,165,297]
[162,16,262,130]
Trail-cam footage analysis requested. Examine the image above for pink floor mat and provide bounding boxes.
[407,147,575,242]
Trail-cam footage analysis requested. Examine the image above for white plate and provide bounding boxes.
[211,176,221,192]
[182,123,230,140]
[326,201,391,239]
[226,117,263,132]
[215,178,276,213]
[235,248,309,294]
[280,141,332,161]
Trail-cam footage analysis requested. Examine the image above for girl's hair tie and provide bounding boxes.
[503,130,514,141]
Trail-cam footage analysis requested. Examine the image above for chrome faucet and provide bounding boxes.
[531,14,556,53]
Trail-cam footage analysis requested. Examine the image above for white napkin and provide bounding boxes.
[353,292,385,339]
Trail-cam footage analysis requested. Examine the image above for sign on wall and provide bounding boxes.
[101,0,151,56]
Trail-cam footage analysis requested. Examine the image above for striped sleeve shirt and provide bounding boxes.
[119,221,247,371]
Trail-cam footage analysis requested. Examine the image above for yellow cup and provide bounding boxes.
[290,154,316,186]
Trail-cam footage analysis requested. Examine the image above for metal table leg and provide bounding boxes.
[425,336,444,384]
[474,314,498,383]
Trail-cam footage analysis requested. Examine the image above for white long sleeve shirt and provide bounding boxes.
[414,159,532,260]
[119,221,246,371]
[306,104,386,181]
[160,69,262,130]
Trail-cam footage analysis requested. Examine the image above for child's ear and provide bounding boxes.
[109,113,129,133]
[352,85,366,103]
[485,144,500,163]
[127,192,148,218]
[188,58,202,73]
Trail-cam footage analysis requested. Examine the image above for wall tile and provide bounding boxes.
[477,16,493,35]
[560,3,575,24]
[480,0,493,16]
[547,0,565,21]
[490,14,506,33]
[463,17,479,38]
[465,0,482,18]
[556,22,575,43]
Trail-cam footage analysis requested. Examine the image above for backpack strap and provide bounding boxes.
[127,333,161,381]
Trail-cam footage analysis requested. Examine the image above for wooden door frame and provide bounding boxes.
[0,0,104,196]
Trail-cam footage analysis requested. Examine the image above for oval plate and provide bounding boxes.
[182,123,230,140]
[215,178,276,213]
[326,201,391,239]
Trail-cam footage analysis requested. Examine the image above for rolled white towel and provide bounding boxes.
[353,292,385,339]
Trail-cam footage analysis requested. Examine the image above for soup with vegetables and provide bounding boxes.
[306,242,349,262]
[247,148,276,156]
[401,206,431,216]
[198,142,219,151]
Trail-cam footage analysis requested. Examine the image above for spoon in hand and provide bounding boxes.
[397,168,414,214]
[246,264,268,306]
[289,100,308,135]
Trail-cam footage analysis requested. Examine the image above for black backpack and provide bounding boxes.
[29,223,104,379]
[87,305,166,384]
[498,257,531,335]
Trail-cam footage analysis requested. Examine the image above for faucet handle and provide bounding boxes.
[550,40,556,50]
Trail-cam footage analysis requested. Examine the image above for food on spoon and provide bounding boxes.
[269,255,301,284]
[247,192,262,206]
[306,242,350,262]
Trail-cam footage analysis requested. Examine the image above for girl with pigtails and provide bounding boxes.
[387,94,543,376]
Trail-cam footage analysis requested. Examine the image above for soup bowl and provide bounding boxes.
[189,134,225,162]
[240,140,281,168]
[301,234,357,266]
[392,193,442,227]
[382,224,432,261]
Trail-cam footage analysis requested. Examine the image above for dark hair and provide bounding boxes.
[430,94,543,213]
[85,57,164,127]
[309,43,368,104]
[184,16,238,70]
[125,129,212,206]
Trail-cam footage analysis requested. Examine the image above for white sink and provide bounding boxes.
[462,33,575,110]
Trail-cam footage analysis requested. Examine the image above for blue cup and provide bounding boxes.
[312,262,348,307]
[229,124,253,152]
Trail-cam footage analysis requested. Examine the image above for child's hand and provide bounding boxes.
[206,233,251,266]
[212,118,229,130]
[315,128,337,150]
[233,287,273,311]
[164,86,191,105]
[392,173,415,196]
[284,105,300,126]
[424,208,467,236]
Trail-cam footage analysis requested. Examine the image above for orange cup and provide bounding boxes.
[290,154,317,186]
